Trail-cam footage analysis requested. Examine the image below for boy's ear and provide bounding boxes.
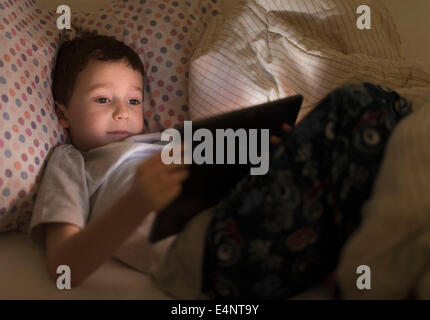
[54,101,70,129]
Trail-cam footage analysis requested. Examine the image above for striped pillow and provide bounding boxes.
[189,0,410,123]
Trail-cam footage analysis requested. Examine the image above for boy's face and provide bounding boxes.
[55,59,144,152]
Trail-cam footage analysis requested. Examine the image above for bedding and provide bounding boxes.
[148,0,430,299]
[188,0,430,123]
[2,0,430,301]
[335,101,430,299]
[0,231,172,299]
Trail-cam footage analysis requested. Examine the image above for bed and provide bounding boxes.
[1,0,430,300]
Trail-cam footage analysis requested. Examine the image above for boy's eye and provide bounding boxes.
[129,99,141,105]
[96,97,110,104]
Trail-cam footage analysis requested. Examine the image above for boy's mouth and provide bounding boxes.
[107,131,131,136]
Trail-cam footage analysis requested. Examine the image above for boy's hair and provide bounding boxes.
[53,32,145,108]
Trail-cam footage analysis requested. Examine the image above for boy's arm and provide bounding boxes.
[44,150,189,287]
[45,188,149,287]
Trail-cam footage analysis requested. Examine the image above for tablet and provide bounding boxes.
[149,94,303,242]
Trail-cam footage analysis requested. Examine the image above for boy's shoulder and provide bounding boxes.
[51,142,83,157]
[54,143,79,152]
[46,143,85,169]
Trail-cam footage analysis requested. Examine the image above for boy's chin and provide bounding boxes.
[107,133,136,142]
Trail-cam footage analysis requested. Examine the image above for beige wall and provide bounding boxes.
[38,0,430,66]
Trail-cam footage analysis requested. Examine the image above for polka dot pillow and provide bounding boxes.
[72,0,221,133]
[0,0,66,233]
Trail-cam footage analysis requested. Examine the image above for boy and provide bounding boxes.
[29,34,190,287]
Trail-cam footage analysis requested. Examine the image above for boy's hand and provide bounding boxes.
[270,123,292,146]
[130,145,190,213]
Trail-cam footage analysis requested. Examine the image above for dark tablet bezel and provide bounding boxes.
[149,94,303,242]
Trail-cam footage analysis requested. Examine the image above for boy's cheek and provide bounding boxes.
[133,108,144,131]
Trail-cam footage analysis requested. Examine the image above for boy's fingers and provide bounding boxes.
[160,169,189,185]
[158,176,186,197]
[270,135,281,145]
[141,150,189,176]
[137,152,161,174]
[163,184,183,202]
[141,151,163,167]
[282,123,292,132]
[163,162,190,174]
[152,163,188,182]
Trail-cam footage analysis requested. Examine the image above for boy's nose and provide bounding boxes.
[113,103,129,120]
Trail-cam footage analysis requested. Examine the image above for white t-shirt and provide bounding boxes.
[28,132,176,274]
